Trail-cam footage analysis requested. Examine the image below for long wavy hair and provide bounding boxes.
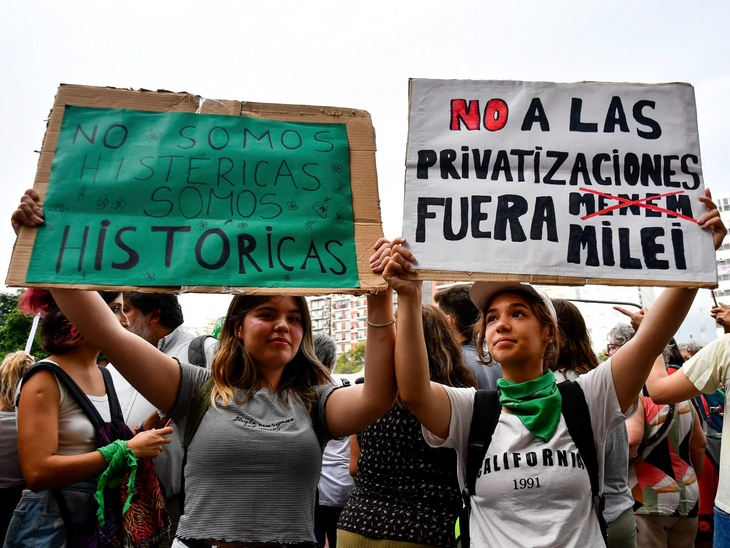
[550,299,598,375]
[473,289,560,370]
[422,304,477,389]
[210,295,332,408]
[19,289,121,355]
[0,351,35,409]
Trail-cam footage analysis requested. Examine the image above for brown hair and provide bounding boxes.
[473,289,559,370]
[210,295,332,408]
[0,351,35,409]
[550,299,598,375]
[422,304,477,388]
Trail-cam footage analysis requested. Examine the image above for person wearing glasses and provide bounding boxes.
[606,323,635,358]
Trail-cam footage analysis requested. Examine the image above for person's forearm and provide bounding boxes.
[359,291,397,413]
[23,452,108,492]
[394,288,430,408]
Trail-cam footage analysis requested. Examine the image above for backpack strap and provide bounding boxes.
[99,364,125,425]
[180,377,215,515]
[557,380,608,545]
[188,335,215,368]
[19,361,106,432]
[459,389,501,548]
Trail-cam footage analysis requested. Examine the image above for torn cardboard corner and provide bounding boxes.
[7,84,386,295]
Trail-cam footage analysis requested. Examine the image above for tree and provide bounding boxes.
[0,290,44,359]
[334,342,366,375]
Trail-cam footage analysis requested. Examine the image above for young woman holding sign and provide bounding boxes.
[11,189,398,548]
[377,190,725,547]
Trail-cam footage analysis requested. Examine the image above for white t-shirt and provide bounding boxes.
[682,334,730,513]
[423,359,635,548]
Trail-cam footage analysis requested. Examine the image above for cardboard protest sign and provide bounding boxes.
[7,85,385,294]
[402,78,717,288]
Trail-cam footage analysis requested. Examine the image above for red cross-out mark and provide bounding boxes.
[579,188,698,224]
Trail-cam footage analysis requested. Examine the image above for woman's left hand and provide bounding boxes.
[698,188,727,250]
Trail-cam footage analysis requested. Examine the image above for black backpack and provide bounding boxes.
[187,335,216,368]
[457,380,607,548]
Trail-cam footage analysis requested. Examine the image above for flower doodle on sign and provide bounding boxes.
[237,222,248,229]
[54,204,70,218]
[198,221,209,231]
[146,130,164,143]
[283,274,291,281]
[331,164,343,173]
[111,197,127,212]
[96,195,110,209]
[287,201,299,211]
[44,222,55,232]
[144,272,156,282]
[335,213,344,223]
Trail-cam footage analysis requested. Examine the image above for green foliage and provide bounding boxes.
[0,291,44,359]
[597,350,608,363]
[334,341,366,375]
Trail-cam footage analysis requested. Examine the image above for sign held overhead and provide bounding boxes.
[7,85,385,295]
[402,78,717,288]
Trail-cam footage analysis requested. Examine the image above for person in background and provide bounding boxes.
[0,351,35,541]
[108,292,219,544]
[626,339,706,548]
[338,303,476,548]
[550,299,637,548]
[4,289,171,547]
[313,333,354,548]
[606,322,636,359]
[434,283,502,389]
[679,339,707,363]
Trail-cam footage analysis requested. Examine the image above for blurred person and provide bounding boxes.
[435,283,502,389]
[627,340,706,548]
[314,333,354,548]
[679,339,707,362]
[337,304,476,548]
[0,351,35,541]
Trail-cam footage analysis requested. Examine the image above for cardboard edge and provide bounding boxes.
[408,270,717,289]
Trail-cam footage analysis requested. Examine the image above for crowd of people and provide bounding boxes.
[0,188,727,548]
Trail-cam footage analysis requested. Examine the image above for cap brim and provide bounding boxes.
[470,281,556,322]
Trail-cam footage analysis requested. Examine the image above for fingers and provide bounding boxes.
[613,306,634,319]
[370,237,408,272]
[11,191,44,235]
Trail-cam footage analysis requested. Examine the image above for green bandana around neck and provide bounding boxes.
[496,370,562,443]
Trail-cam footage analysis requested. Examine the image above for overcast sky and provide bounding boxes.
[1,0,728,326]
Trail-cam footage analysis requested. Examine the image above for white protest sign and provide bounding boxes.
[402,79,717,287]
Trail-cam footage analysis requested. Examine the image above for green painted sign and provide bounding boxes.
[26,106,359,288]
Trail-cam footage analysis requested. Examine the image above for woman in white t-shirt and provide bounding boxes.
[378,190,725,548]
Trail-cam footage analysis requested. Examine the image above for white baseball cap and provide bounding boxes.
[469,281,557,322]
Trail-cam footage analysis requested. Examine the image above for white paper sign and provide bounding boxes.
[402,79,717,285]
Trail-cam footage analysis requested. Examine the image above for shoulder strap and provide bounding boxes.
[188,335,214,367]
[466,389,502,498]
[458,389,501,548]
[20,361,105,432]
[98,364,125,424]
[558,380,607,545]
[183,377,215,450]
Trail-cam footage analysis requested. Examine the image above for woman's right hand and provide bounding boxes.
[382,242,421,297]
[11,189,44,235]
[126,426,173,459]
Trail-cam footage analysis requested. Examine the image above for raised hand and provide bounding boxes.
[711,302,730,331]
[614,306,647,332]
[382,241,421,296]
[11,189,44,235]
[369,237,406,273]
[698,188,727,250]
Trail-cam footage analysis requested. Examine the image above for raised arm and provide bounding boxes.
[49,289,181,412]
[387,243,452,440]
[610,190,726,412]
[645,354,701,404]
[325,288,397,438]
